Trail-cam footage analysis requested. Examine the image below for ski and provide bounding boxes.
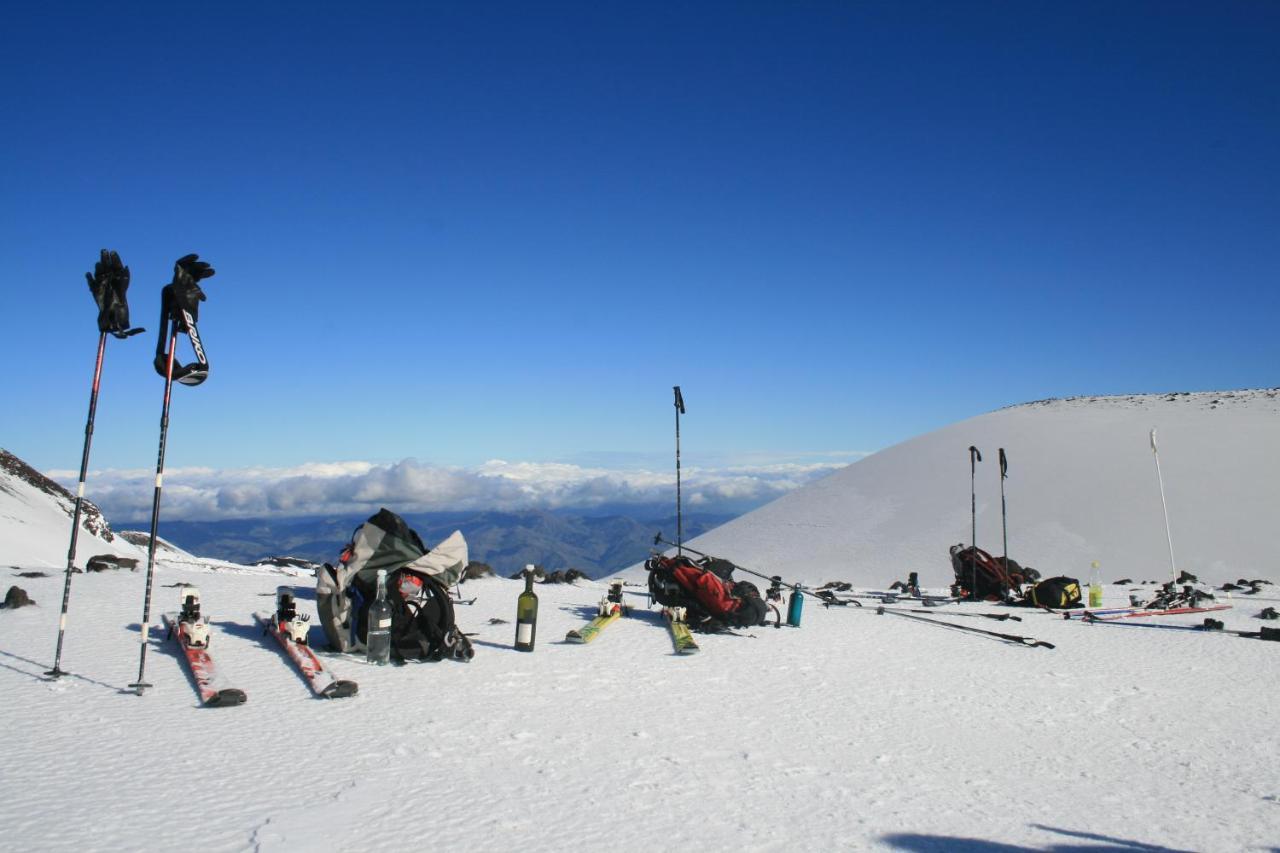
[160,587,246,707]
[1081,615,1280,641]
[662,606,700,654]
[880,607,1023,622]
[874,606,1054,649]
[255,587,357,698]
[1064,604,1232,621]
[819,590,955,606]
[566,581,627,644]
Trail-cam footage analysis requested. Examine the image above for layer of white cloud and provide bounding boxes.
[51,455,863,522]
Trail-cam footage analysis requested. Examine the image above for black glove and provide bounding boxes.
[85,249,138,337]
[168,253,214,324]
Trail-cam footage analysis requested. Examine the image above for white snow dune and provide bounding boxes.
[661,390,1280,590]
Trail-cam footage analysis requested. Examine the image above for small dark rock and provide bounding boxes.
[3,586,34,608]
[253,556,316,571]
[14,571,49,578]
[509,565,545,580]
[1113,578,1133,585]
[487,617,509,625]
[86,554,139,572]
[1258,608,1278,621]
[1175,570,1198,584]
[464,561,494,580]
[818,581,852,591]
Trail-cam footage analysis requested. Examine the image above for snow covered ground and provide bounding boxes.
[1,564,1277,852]
[2,389,1278,851]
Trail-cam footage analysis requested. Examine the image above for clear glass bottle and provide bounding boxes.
[1088,560,1103,609]
[366,569,392,665]
[514,566,538,651]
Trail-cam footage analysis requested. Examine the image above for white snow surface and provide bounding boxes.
[2,392,1279,852]
[632,390,1280,589]
[1,566,1278,852]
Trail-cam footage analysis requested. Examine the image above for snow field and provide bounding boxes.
[1,565,1276,852]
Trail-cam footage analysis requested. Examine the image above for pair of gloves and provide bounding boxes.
[86,250,215,338]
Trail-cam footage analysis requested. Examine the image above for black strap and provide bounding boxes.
[154,286,210,386]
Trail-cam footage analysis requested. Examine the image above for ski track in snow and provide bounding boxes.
[1,568,1278,852]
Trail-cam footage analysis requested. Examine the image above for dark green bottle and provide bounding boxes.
[514,566,538,651]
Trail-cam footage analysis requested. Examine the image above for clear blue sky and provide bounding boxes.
[3,1,1278,477]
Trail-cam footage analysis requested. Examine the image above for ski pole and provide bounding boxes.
[48,251,143,680]
[47,333,107,679]
[130,324,179,694]
[131,254,214,695]
[875,606,1053,648]
[998,448,1008,575]
[968,445,981,596]
[673,386,685,555]
[1150,428,1178,586]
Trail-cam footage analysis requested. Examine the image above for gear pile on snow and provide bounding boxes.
[645,553,768,631]
[318,508,473,662]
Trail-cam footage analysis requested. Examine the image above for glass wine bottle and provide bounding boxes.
[366,569,392,665]
[514,566,538,652]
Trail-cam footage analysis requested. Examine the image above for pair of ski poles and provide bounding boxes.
[47,252,215,695]
[967,446,1011,597]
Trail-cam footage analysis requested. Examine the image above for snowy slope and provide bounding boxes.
[0,449,147,570]
[647,390,1280,589]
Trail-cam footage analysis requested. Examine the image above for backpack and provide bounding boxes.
[645,554,768,630]
[317,508,473,662]
[1024,576,1082,609]
[949,544,1027,601]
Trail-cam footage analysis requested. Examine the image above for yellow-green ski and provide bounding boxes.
[662,607,700,655]
[566,604,622,643]
[566,581,628,644]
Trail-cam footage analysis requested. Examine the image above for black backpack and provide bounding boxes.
[346,567,472,662]
[317,509,474,662]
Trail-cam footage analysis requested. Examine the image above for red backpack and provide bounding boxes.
[645,554,767,629]
[949,544,1027,601]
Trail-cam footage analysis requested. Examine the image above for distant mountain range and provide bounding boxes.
[135,507,736,578]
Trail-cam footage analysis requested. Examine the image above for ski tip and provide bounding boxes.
[564,631,587,643]
[204,688,247,707]
[322,681,359,699]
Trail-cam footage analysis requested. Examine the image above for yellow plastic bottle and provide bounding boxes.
[1088,560,1103,608]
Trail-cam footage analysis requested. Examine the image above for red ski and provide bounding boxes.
[255,587,357,699]
[1065,604,1232,621]
[162,603,246,707]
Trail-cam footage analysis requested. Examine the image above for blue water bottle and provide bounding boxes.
[787,583,804,627]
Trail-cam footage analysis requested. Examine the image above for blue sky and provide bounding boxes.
[2,2,1277,517]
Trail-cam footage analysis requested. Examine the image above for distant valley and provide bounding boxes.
[135,507,735,578]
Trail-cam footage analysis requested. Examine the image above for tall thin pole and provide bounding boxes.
[968,445,981,597]
[46,332,108,678]
[998,448,1009,570]
[1150,428,1178,584]
[130,325,179,694]
[674,386,685,555]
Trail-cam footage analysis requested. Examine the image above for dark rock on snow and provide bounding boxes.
[3,586,34,608]
[464,561,494,580]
